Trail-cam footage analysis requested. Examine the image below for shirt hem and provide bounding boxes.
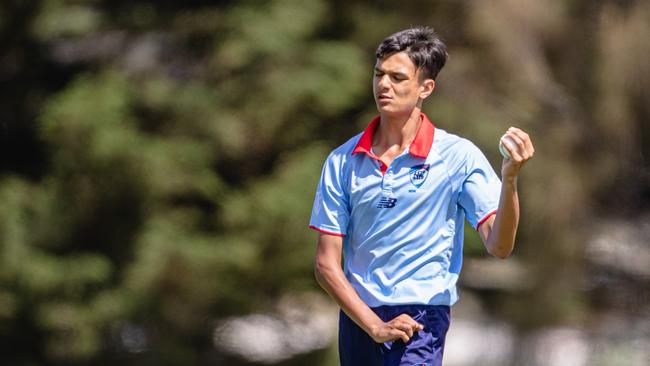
[309,225,346,237]
[476,209,498,230]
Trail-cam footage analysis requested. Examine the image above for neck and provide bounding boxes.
[375,107,423,150]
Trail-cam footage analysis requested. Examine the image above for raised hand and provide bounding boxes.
[499,127,535,179]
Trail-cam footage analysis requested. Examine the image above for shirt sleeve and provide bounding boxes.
[457,142,501,229]
[309,152,350,236]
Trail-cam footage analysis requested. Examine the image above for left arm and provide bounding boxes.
[478,127,535,258]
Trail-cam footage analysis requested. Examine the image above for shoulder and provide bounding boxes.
[317,132,363,185]
[432,128,492,182]
[433,128,480,159]
[323,132,363,165]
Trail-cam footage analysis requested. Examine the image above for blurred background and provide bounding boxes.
[1,0,649,365]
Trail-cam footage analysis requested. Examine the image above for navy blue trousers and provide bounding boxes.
[339,304,450,366]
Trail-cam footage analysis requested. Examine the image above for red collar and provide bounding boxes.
[351,113,435,158]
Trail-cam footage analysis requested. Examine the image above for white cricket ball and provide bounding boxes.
[499,135,515,159]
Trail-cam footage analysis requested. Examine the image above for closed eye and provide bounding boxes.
[374,69,408,81]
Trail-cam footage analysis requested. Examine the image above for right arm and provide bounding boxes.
[314,232,423,343]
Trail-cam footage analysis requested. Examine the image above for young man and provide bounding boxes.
[309,27,534,365]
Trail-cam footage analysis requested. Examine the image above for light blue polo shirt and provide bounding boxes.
[309,113,501,307]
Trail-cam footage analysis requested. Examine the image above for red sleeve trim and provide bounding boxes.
[309,225,346,237]
[476,210,498,230]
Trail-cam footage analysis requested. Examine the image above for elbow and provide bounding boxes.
[491,250,512,259]
[487,244,513,259]
[314,255,344,290]
[314,264,325,285]
[314,258,334,286]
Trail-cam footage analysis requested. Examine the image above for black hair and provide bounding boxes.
[375,26,448,80]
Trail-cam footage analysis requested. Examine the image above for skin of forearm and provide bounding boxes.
[314,259,384,336]
[486,176,519,258]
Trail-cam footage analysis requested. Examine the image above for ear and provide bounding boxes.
[419,79,435,100]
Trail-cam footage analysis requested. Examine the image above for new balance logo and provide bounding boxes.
[377,197,397,208]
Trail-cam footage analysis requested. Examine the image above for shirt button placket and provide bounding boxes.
[383,166,394,193]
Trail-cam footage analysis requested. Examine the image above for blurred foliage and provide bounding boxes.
[1,0,649,364]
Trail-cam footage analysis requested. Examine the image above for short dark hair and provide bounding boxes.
[375,26,448,80]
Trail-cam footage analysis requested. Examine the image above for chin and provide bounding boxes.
[377,105,409,117]
[376,102,397,112]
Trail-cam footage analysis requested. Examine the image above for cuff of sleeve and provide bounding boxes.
[309,225,346,237]
[476,209,498,230]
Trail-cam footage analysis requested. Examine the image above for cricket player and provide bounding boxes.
[309,26,534,365]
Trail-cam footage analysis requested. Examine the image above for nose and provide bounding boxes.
[376,74,390,90]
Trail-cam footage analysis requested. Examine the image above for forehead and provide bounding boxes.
[374,52,417,75]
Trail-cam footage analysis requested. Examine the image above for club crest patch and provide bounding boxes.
[409,164,430,189]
